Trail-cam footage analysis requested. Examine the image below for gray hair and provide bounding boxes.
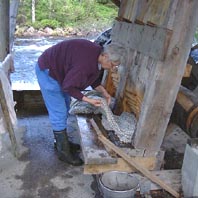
[103,43,126,63]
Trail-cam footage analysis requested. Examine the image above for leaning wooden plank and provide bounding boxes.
[76,115,117,165]
[90,119,180,198]
[134,169,181,192]
[0,69,18,157]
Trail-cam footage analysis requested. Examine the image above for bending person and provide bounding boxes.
[35,39,125,166]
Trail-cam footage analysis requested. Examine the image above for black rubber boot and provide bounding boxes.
[53,130,83,166]
[54,139,81,153]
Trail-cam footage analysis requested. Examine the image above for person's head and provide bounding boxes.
[98,43,126,70]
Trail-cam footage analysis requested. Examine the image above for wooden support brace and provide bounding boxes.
[90,119,180,198]
[0,78,18,157]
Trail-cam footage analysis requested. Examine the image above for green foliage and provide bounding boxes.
[17,0,118,30]
[30,19,61,29]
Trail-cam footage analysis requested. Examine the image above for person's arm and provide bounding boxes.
[62,70,102,106]
[94,85,111,105]
[82,96,102,107]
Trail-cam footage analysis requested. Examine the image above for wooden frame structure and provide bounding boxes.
[105,0,198,152]
[1,0,198,196]
[76,2,198,195]
[0,0,20,157]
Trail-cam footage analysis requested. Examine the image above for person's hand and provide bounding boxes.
[94,85,111,105]
[82,96,101,107]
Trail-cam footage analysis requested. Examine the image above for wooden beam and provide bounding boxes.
[134,0,198,151]
[84,157,157,174]
[136,169,181,192]
[0,0,10,61]
[0,69,18,157]
[111,22,173,61]
[145,0,171,26]
[118,0,139,23]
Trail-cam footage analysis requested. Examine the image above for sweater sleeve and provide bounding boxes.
[62,69,87,100]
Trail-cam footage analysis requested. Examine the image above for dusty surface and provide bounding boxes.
[0,109,102,198]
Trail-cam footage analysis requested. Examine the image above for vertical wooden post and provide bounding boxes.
[0,0,10,61]
[134,0,198,151]
[10,0,20,50]
[0,0,19,157]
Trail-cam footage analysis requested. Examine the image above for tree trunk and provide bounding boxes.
[32,0,35,23]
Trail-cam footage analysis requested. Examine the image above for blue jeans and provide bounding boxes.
[35,62,70,131]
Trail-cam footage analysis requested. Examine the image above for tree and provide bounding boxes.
[10,0,20,49]
[32,0,35,23]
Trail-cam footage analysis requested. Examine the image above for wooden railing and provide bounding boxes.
[0,54,18,157]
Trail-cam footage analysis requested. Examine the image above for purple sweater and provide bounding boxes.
[38,39,102,100]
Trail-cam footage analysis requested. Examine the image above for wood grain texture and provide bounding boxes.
[134,0,198,150]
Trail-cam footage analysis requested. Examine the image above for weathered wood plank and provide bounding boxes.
[133,0,198,150]
[84,157,158,174]
[136,169,181,192]
[118,0,138,23]
[111,21,173,61]
[135,0,153,25]
[0,0,10,61]
[76,115,117,165]
[166,0,179,30]
[146,0,171,26]
[0,68,18,157]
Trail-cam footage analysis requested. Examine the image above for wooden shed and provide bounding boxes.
[1,0,198,197]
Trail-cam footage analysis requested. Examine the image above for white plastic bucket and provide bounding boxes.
[99,171,139,198]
